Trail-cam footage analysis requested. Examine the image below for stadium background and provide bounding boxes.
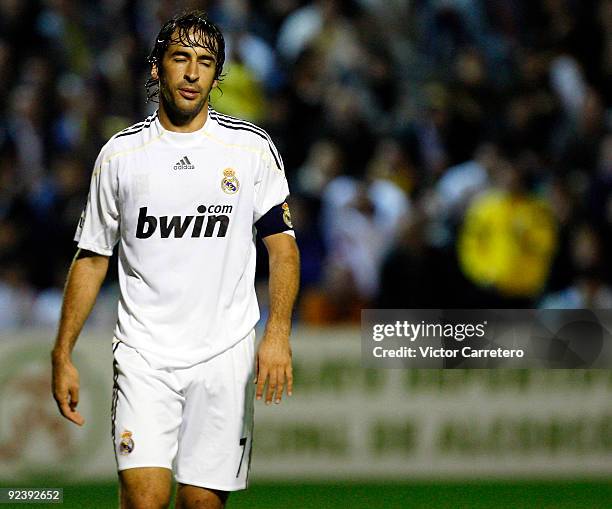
[1,0,611,507]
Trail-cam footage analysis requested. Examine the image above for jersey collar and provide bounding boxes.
[154,107,214,147]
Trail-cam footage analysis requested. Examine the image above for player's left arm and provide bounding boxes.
[256,232,300,405]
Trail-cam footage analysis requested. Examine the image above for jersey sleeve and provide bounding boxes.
[253,139,292,231]
[74,147,120,256]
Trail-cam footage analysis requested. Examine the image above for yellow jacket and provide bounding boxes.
[458,190,557,297]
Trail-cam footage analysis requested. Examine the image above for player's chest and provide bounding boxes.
[117,147,255,209]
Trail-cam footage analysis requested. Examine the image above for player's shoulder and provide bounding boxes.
[208,108,284,171]
[100,112,160,158]
[208,108,271,147]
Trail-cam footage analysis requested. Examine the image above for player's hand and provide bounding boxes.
[254,330,293,405]
[51,353,85,426]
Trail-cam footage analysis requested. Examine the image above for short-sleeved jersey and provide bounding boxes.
[75,108,292,369]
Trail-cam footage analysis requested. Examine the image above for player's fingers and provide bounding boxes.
[53,390,64,417]
[58,399,85,426]
[69,385,79,410]
[58,399,70,419]
[286,365,293,397]
[52,387,63,404]
[256,367,268,400]
[53,384,69,412]
[266,370,277,405]
[275,369,285,404]
[73,410,85,426]
[253,355,259,384]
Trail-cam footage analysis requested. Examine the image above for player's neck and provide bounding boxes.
[158,100,209,133]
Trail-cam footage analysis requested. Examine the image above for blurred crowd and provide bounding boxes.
[1,0,611,329]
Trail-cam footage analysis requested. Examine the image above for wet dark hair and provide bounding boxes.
[145,10,225,103]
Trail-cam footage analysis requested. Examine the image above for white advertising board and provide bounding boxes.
[0,328,610,482]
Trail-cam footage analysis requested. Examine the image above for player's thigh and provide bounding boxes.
[113,341,183,470]
[175,484,228,509]
[175,333,255,491]
[119,467,173,509]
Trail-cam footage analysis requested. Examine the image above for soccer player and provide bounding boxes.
[51,11,299,509]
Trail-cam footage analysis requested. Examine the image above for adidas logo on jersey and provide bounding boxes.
[173,156,195,170]
[136,205,233,238]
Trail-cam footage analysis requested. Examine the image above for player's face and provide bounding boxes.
[153,31,219,121]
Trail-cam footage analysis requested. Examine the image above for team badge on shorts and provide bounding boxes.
[119,430,135,455]
[282,202,293,228]
[221,168,240,194]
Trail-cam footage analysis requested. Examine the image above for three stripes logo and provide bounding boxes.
[173,156,195,171]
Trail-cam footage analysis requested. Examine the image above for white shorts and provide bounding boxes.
[111,331,255,491]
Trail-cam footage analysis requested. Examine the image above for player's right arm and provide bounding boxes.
[52,249,109,426]
[51,141,120,426]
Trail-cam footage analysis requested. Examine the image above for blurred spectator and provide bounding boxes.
[540,224,612,309]
[377,211,456,309]
[457,151,558,305]
[300,147,410,322]
[296,138,344,197]
[210,57,267,122]
[540,269,612,309]
[434,141,496,222]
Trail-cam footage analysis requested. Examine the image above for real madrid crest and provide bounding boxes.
[119,430,135,455]
[221,168,239,194]
[282,202,293,228]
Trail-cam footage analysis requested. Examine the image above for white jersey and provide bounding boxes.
[75,108,292,369]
